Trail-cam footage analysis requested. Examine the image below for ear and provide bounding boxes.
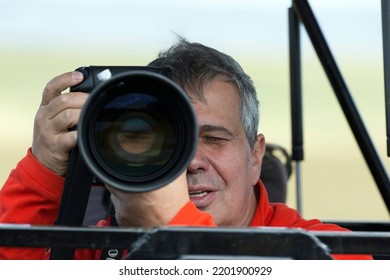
[251,134,266,186]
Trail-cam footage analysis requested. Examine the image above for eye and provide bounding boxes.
[202,136,227,144]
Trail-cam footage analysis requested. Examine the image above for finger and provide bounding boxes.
[41,71,84,106]
[47,108,83,132]
[57,130,78,154]
[45,92,89,120]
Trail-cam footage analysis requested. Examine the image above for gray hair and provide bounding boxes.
[149,38,259,148]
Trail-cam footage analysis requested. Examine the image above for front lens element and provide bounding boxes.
[93,93,177,179]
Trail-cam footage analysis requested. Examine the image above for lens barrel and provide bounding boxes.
[76,68,197,192]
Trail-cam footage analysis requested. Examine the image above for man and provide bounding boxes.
[0,38,371,259]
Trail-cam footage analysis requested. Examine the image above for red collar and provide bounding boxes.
[249,179,271,227]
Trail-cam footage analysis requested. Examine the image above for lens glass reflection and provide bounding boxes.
[93,93,177,178]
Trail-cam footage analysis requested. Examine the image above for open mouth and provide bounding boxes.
[189,190,210,198]
[188,189,215,208]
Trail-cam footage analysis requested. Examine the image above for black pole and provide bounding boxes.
[289,7,303,214]
[292,0,390,213]
[289,7,304,162]
[381,0,390,157]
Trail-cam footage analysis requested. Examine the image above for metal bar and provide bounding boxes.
[381,0,390,156]
[292,0,390,213]
[289,7,304,163]
[289,6,304,214]
[0,226,332,259]
[315,231,390,255]
[1,225,390,258]
[295,162,303,213]
[325,220,390,232]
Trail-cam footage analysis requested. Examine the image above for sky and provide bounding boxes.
[0,0,383,56]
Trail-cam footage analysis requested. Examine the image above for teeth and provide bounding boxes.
[189,191,208,198]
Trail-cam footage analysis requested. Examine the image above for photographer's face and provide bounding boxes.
[187,78,265,226]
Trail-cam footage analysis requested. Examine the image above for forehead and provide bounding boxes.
[190,79,243,130]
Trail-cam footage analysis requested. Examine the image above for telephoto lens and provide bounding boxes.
[74,66,198,192]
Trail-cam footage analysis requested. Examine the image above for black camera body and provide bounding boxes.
[71,66,168,92]
[72,66,198,192]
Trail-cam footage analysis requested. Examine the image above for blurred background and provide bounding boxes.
[1,0,389,221]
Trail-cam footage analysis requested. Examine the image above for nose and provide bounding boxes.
[187,144,209,173]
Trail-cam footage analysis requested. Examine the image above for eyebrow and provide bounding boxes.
[199,124,235,137]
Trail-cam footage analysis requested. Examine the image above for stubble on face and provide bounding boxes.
[186,78,260,227]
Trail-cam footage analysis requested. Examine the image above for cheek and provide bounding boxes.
[210,146,253,187]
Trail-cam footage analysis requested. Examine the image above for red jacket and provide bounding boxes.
[0,149,371,260]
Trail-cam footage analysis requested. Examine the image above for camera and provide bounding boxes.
[71,66,198,193]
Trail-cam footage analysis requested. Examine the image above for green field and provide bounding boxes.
[1,48,389,221]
